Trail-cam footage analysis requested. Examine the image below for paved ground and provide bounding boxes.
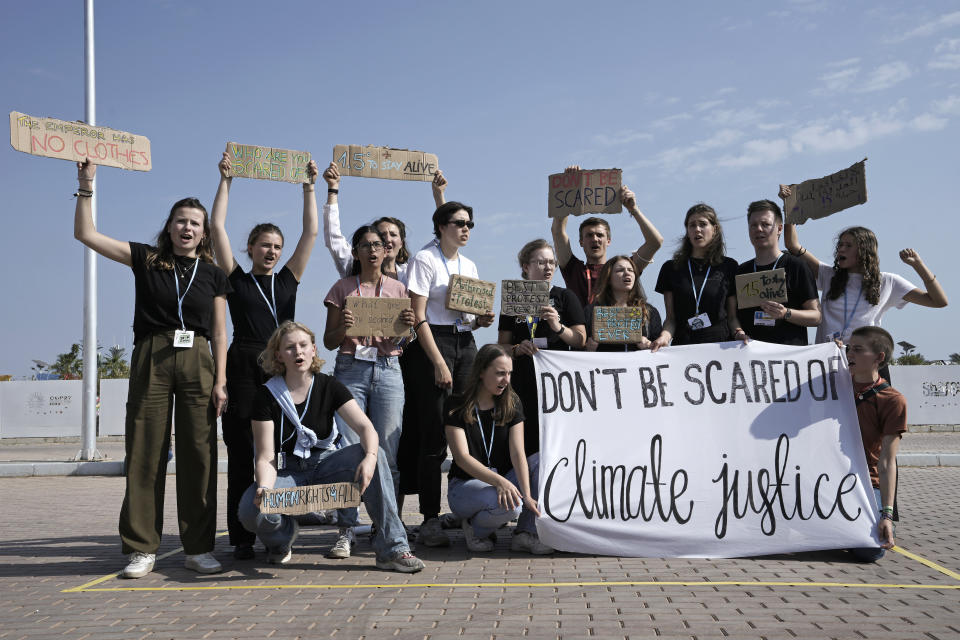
[0,466,958,639]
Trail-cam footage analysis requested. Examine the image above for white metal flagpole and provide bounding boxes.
[78,0,101,461]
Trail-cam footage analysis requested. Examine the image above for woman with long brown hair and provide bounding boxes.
[584,255,662,352]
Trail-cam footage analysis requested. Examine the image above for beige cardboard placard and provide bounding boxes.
[226,142,311,183]
[344,296,411,337]
[445,274,496,315]
[9,111,152,171]
[548,168,622,218]
[735,268,788,309]
[259,482,361,515]
[783,159,867,225]
[592,306,647,343]
[333,145,438,181]
[501,280,550,316]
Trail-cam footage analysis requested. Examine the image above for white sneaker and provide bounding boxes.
[184,552,223,574]
[326,527,355,559]
[268,518,300,565]
[122,552,156,579]
[511,531,553,555]
[462,518,494,552]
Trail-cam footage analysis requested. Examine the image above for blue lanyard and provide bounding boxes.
[474,407,495,467]
[434,240,461,279]
[753,254,783,272]
[249,272,278,328]
[841,285,863,338]
[281,377,315,447]
[687,260,712,315]
[355,275,382,298]
[173,258,199,330]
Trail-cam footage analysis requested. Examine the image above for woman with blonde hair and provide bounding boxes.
[237,321,423,572]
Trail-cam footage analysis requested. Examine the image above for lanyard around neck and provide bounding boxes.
[687,260,712,316]
[753,253,783,272]
[841,285,864,338]
[249,272,278,328]
[474,407,495,467]
[356,275,382,298]
[280,376,315,446]
[434,240,461,279]
[173,258,200,330]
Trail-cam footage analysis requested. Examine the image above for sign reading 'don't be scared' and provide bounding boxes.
[735,269,787,309]
[445,274,496,315]
[548,168,622,218]
[9,111,152,171]
[226,142,312,183]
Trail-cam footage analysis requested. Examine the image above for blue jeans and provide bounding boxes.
[448,453,540,539]
[333,353,404,526]
[237,444,410,562]
[850,487,886,562]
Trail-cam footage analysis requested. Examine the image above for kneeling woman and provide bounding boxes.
[444,344,552,554]
[238,321,423,572]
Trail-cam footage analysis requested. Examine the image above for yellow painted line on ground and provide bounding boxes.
[67,580,960,593]
[892,545,960,581]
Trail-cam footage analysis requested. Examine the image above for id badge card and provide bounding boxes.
[276,452,286,470]
[753,310,776,326]
[533,337,549,348]
[455,318,471,332]
[173,329,195,348]
[687,313,712,331]
[355,345,378,362]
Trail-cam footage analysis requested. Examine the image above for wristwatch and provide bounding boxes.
[784,308,792,320]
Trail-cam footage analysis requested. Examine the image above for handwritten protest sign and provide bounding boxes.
[9,111,152,171]
[259,482,361,516]
[533,343,877,558]
[445,274,496,315]
[226,142,311,183]
[501,280,550,316]
[592,306,648,343]
[735,269,787,309]
[334,145,438,181]
[548,168,622,218]
[344,296,411,337]
[783,159,867,225]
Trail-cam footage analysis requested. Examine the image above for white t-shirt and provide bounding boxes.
[407,241,479,326]
[814,263,916,343]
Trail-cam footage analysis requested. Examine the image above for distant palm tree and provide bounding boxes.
[100,345,130,379]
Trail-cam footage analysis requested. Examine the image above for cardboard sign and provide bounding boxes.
[501,280,551,316]
[344,296,411,338]
[226,142,312,183]
[445,274,496,315]
[259,482,361,515]
[592,306,648,343]
[783,159,867,225]
[735,269,788,309]
[548,169,622,218]
[334,145,438,181]
[9,111,151,171]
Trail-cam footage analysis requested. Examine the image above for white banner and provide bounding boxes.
[533,342,879,558]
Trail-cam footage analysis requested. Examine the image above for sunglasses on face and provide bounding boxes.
[447,219,475,229]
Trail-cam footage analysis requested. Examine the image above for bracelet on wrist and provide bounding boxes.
[327,188,339,194]
[879,511,894,521]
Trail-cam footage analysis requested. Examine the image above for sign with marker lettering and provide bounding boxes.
[334,144,438,181]
[9,111,152,171]
[501,280,550,316]
[735,269,788,309]
[533,343,878,558]
[592,306,648,343]
[344,296,411,338]
[783,159,867,225]
[548,169,622,218]
[226,142,311,183]
[260,482,361,515]
[445,274,496,315]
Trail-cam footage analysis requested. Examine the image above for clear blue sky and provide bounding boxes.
[3,1,959,376]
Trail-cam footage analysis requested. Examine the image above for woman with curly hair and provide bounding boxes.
[780,186,948,345]
[584,255,662,352]
[651,204,747,350]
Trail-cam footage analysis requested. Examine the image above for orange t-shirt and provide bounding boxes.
[854,378,907,488]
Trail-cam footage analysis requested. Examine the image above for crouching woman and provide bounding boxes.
[445,344,552,554]
[238,321,423,572]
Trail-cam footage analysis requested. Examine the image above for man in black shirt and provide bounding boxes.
[736,200,821,345]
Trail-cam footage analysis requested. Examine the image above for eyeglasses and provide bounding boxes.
[357,241,384,252]
[447,219,475,229]
[528,259,557,268]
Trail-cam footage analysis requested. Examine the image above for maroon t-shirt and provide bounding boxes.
[559,254,604,307]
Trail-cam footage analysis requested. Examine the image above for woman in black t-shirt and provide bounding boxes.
[445,344,552,555]
[652,203,748,350]
[497,239,585,456]
[73,161,230,579]
[210,153,321,560]
[236,321,424,572]
[584,255,663,352]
